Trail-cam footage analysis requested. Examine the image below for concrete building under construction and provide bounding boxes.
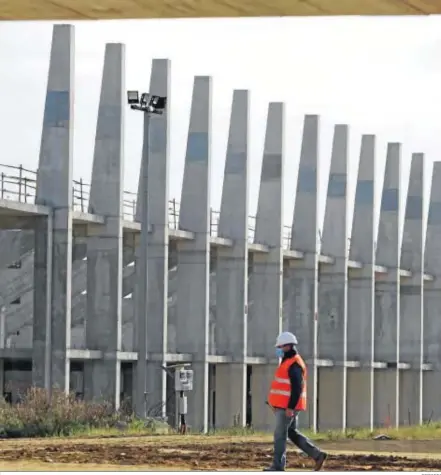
[0,23,440,433]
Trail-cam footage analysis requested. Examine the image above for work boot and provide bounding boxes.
[313,452,328,471]
[263,467,285,472]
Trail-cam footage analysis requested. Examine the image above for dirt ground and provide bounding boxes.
[2,435,441,471]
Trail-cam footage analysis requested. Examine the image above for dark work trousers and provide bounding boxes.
[271,408,322,470]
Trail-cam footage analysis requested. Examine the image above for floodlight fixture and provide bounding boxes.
[149,95,167,111]
[127,90,139,105]
[127,90,167,115]
[140,93,149,107]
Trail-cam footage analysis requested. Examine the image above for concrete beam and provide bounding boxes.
[317,124,349,430]
[214,90,249,429]
[374,142,401,428]
[175,76,212,432]
[248,102,284,431]
[285,114,320,430]
[399,152,424,426]
[83,43,125,408]
[423,161,441,422]
[347,135,376,430]
[33,24,74,393]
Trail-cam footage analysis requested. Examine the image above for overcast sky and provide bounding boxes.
[0,16,441,236]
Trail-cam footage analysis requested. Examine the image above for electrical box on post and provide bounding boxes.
[175,368,193,391]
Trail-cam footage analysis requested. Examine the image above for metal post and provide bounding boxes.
[44,211,53,393]
[0,306,4,396]
[79,178,84,212]
[135,111,151,418]
[18,165,23,202]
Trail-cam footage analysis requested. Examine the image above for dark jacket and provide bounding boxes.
[282,347,303,410]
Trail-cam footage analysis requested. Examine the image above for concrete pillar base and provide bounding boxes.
[400,370,422,426]
[251,364,275,432]
[84,359,121,407]
[423,371,441,423]
[373,369,398,428]
[347,368,372,429]
[215,363,247,429]
[317,367,345,430]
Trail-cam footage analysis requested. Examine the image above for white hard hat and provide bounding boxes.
[275,331,298,347]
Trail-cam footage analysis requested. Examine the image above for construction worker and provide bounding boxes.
[264,331,327,472]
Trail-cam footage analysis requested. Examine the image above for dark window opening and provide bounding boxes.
[4,359,32,372]
[70,361,83,372]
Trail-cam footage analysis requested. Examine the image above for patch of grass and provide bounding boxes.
[306,423,441,442]
[2,388,441,442]
[210,423,441,442]
[0,387,168,438]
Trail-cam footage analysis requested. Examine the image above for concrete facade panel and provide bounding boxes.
[374,370,398,427]
[399,370,421,426]
[346,369,371,428]
[317,367,344,430]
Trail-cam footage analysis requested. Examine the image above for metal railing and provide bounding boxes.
[0,163,296,248]
[0,164,37,203]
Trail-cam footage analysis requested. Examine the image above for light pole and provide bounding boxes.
[127,91,167,418]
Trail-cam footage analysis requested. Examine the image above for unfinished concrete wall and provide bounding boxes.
[3,22,441,431]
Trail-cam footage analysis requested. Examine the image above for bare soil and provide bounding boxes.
[2,436,441,471]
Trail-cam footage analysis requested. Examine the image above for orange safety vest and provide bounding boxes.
[268,354,307,411]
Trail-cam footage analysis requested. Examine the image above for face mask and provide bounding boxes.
[275,348,284,359]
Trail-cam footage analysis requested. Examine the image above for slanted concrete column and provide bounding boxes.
[347,135,376,430]
[83,43,125,408]
[133,59,170,417]
[214,90,249,429]
[33,24,74,392]
[399,153,424,426]
[285,115,320,430]
[423,161,441,422]
[248,102,284,431]
[317,125,349,431]
[374,143,401,428]
[175,76,212,432]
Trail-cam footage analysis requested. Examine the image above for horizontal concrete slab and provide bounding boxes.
[0,200,50,217]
